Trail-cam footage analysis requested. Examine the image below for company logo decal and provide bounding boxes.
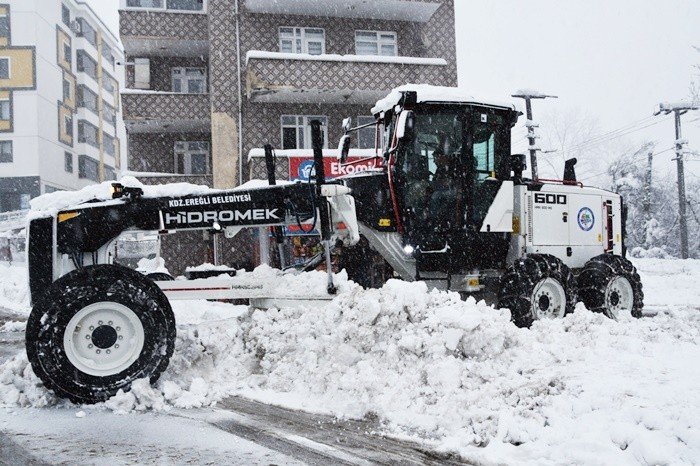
[297,160,316,181]
[577,207,595,231]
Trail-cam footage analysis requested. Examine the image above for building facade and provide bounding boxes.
[119,0,457,272]
[0,0,125,214]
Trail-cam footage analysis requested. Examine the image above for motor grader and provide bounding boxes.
[24,85,643,403]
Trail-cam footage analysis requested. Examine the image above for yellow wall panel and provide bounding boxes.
[63,71,76,110]
[0,47,36,90]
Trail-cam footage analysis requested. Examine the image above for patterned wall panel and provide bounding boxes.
[119,11,208,41]
[122,93,210,121]
[127,131,212,173]
[247,57,453,95]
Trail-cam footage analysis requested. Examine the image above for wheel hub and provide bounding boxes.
[63,302,145,377]
[531,278,567,320]
[605,276,634,319]
[91,325,118,349]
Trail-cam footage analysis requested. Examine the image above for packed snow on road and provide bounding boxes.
[1,258,698,465]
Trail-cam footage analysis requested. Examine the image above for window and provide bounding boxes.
[77,120,98,147]
[104,133,116,156]
[64,152,73,172]
[167,0,204,11]
[63,41,72,65]
[0,58,10,79]
[76,51,97,80]
[279,27,325,55]
[281,115,328,150]
[104,166,116,181]
[77,18,96,47]
[174,141,210,175]
[0,141,11,162]
[355,31,397,56]
[0,12,9,40]
[126,0,204,11]
[171,67,206,94]
[77,85,98,113]
[102,72,116,93]
[63,77,71,101]
[126,0,164,7]
[101,45,114,68]
[64,114,73,139]
[0,99,9,120]
[357,116,376,149]
[103,101,116,126]
[62,5,70,26]
[78,154,99,181]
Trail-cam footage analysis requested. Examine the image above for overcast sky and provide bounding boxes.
[88,0,699,178]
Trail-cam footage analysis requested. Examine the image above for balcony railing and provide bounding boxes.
[119,8,208,56]
[245,51,451,104]
[244,0,441,22]
[121,91,210,132]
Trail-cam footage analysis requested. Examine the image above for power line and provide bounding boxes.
[579,147,674,182]
[554,116,671,155]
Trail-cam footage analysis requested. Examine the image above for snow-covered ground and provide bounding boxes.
[1,258,699,465]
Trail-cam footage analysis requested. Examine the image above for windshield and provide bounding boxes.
[398,106,511,244]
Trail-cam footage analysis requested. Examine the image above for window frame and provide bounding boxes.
[173,141,210,175]
[76,50,97,81]
[0,11,9,40]
[0,57,11,80]
[356,115,377,150]
[280,115,328,150]
[171,67,207,94]
[354,30,398,57]
[61,4,71,27]
[0,98,10,121]
[78,154,100,181]
[64,151,73,173]
[77,119,98,148]
[124,0,207,13]
[278,27,326,55]
[77,84,98,114]
[0,140,12,163]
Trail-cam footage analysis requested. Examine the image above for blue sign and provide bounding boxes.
[577,207,595,231]
[297,160,316,182]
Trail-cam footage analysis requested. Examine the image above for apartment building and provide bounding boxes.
[119,0,457,272]
[0,0,124,213]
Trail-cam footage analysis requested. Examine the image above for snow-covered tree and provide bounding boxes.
[606,143,700,258]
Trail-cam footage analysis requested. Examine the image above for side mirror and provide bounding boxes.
[338,134,351,163]
[396,110,415,141]
[342,117,352,132]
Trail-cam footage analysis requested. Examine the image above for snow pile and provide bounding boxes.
[0,262,30,314]
[1,260,699,464]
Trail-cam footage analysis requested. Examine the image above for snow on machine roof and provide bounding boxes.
[371,84,516,115]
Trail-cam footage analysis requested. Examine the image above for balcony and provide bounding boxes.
[119,9,208,57]
[245,51,450,104]
[122,91,210,133]
[243,0,441,22]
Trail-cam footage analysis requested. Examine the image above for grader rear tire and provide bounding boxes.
[26,264,175,404]
[577,254,644,319]
[498,254,577,328]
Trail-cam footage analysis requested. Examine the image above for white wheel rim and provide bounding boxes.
[63,302,145,377]
[605,276,634,319]
[531,278,567,320]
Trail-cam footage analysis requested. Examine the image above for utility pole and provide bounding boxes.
[655,101,699,259]
[512,91,558,181]
[643,147,654,221]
